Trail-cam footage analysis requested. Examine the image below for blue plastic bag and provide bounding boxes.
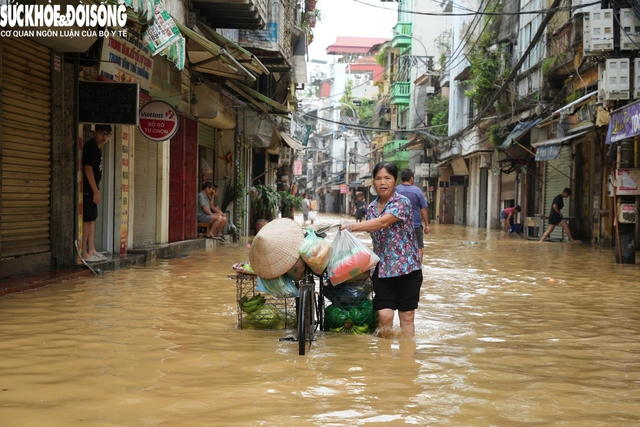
[257,275,299,299]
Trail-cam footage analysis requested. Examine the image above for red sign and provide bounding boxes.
[340,184,348,194]
[138,101,179,141]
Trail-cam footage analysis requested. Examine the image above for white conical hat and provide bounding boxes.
[249,218,305,279]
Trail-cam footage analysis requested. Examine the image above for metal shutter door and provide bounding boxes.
[543,147,571,241]
[199,123,216,150]
[1,38,52,258]
[133,129,158,246]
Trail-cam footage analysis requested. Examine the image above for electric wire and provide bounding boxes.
[350,0,600,17]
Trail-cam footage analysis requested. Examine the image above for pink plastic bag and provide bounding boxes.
[327,230,379,285]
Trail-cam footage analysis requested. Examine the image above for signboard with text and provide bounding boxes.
[138,101,179,141]
[605,99,640,144]
[99,26,154,94]
[78,82,139,125]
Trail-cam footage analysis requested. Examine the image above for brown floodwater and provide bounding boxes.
[1,213,639,426]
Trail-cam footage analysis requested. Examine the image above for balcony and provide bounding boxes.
[392,22,412,49]
[382,139,410,168]
[390,82,410,105]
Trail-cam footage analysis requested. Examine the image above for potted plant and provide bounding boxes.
[278,191,302,220]
[251,184,279,232]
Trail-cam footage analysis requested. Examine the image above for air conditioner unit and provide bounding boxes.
[415,163,430,177]
[620,8,640,51]
[604,58,630,100]
[589,9,614,52]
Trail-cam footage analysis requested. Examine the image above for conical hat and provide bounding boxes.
[249,218,305,279]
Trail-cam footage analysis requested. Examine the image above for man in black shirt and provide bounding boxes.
[82,124,112,261]
[539,187,579,243]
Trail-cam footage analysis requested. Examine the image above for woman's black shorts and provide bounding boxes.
[372,266,423,312]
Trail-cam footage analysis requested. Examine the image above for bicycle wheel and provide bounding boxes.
[298,285,313,355]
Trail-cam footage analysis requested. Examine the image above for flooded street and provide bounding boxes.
[1,213,640,426]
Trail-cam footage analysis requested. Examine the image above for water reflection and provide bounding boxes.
[0,213,639,426]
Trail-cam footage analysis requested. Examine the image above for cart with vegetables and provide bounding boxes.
[238,219,380,356]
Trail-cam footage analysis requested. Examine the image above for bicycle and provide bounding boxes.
[282,223,340,355]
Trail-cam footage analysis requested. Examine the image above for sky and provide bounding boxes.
[308,0,399,62]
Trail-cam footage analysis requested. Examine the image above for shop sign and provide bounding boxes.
[290,114,312,146]
[340,184,348,194]
[138,101,179,141]
[569,100,596,131]
[615,169,640,196]
[331,185,340,191]
[99,25,154,94]
[292,160,303,175]
[605,99,640,144]
[78,81,139,125]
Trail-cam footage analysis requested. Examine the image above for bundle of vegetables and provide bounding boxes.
[232,262,255,275]
[243,305,286,329]
[239,294,266,313]
[299,228,332,275]
[325,299,377,333]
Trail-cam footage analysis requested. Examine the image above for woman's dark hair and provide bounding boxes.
[372,162,398,180]
[515,205,522,212]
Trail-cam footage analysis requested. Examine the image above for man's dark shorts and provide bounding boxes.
[414,225,424,249]
[372,266,423,312]
[83,194,98,222]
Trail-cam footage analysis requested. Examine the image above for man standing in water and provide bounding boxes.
[396,168,430,260]
[82,124,111,262]
[539,188,579,243]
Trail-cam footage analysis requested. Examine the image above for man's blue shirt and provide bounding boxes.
[396,183,428,227]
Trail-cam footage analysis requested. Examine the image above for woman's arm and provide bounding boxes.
[343,213,399,232]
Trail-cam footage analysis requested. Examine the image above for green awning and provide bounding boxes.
[196,22,269,76]
[226,81,290,114]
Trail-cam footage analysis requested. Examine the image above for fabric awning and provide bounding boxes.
[531,130,590,148]
[174,20,256,81]
[226,81,290,114]
[532,130,589,161]
[499,117,543,149]
[281,132,306,150]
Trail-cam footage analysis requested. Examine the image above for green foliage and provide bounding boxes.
[497,102,511,114]
[425,94,449,136]
[357,99,374,126]
[566,90,581,103]
[488,124,503,147]
[375,46,389,67]
[252,184,279,221]
[278,191,302,219]
[541,56,557,75]
[439,52,447,70]
[463,0,504,111]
